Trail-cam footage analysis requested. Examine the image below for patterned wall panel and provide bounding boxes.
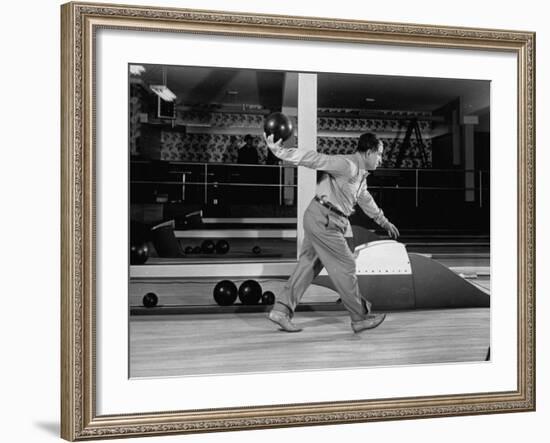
[317,136,432,168]
[316,108,433,168]
[160,133,269,164]
[180,111,265,129]
[129,84,146,156]
[136,108,433,168]
[317,116,431,134]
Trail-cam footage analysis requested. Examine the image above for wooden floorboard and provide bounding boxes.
[130,308,490,378]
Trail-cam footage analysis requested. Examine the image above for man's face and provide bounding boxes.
[364,142,384,170]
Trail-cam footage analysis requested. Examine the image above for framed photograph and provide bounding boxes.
[61,1,535,440]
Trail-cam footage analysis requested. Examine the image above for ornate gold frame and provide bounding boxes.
[60,2,536,440]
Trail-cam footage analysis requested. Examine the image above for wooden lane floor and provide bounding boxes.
[130,308,489,378]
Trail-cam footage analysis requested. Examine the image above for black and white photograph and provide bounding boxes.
[128,63,491,378]
[53,1,538,441]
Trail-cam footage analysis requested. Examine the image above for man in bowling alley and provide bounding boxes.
[264,131,400,333]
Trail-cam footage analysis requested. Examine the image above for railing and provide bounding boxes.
[131,162,297,206]
[365,167,490,208]
[130,161,489,209]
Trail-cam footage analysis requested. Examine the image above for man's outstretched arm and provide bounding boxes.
[357,190,400,239]
[264,133,353,176]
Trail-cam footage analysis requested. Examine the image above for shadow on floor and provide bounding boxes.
[34,421,59,436]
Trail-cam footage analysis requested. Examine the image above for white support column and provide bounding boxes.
[282,73,299,208]
[297,73,317,257]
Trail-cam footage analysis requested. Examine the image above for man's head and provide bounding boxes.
[244,134,254,146]
[357,132,384,170]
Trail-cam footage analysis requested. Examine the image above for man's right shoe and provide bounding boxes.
[268,310,303,333]
[351,313,386,333]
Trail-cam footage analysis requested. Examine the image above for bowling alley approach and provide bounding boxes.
[128,64,490,378]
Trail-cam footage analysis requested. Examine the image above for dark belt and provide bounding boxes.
[314,196,348,218]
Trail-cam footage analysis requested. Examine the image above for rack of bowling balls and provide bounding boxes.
[213,280,275,306]
[137,279,275,311]
[130,238,267,264]
[182,239,264,256]
[183,239,229,255]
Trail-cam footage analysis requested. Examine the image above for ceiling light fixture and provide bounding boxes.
[365,97,376,103]
[129,64,146,76]
[150,66,177,102]
[150,85,177,102]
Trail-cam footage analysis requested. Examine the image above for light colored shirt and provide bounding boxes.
[269,145,389,227]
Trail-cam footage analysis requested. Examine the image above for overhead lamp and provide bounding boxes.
[129,64,146,76]
[150,66,177,102]
[150,84,177,102]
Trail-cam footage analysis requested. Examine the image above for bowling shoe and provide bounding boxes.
[268,310,303,333]
[351,313,386,333]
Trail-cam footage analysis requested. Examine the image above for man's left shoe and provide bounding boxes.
[268,310,303,332]
[351,313,386,333]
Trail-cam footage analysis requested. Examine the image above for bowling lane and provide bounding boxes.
[432,255,490,295]
[130,308,490,378]
[433,257,490,268]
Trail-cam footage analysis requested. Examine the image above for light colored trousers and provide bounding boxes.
[274,199,368,322]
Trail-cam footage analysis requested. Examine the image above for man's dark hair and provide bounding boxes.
[356,132,380,153]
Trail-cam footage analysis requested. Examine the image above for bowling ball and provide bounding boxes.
[213,280,238,306]
[264,112,294,142]
[201,239,215,254]
[238,280,263,305]
[130,242,149,265]
[184,246,193,254]
[252,245,262,255]
[192,246,202,254]
[215,239,230,254]
[261,291,275,305]
[142,292,158,308]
